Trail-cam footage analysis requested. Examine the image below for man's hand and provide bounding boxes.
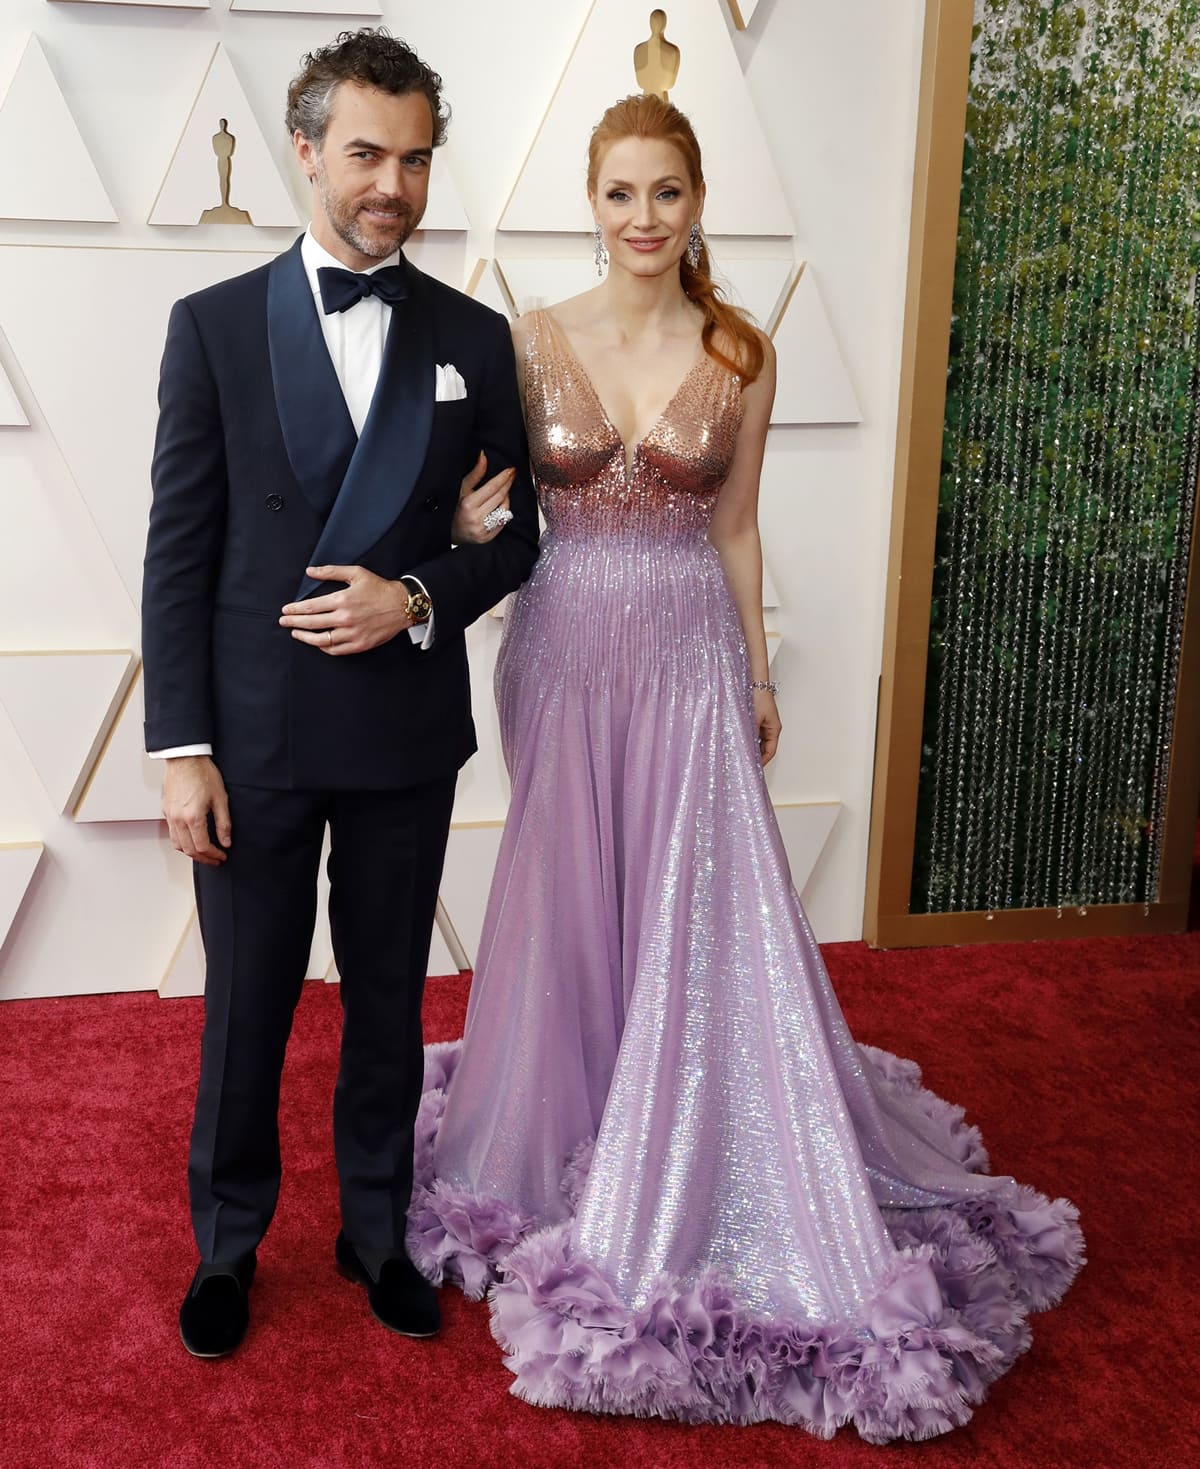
[279,565,412,655]
[163,755,231,866]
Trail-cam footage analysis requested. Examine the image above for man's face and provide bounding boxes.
[295,82,434,268]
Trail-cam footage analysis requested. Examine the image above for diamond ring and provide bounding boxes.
[482,507,514,533]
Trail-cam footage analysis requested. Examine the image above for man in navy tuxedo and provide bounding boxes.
[142,30,538,1358]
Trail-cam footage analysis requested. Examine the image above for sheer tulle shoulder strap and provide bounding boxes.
[521,308,568,404]
[524,308,556,362]
[519,307,546,378]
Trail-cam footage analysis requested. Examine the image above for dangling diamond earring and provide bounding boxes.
[686,222,702,269]
[594,224,608,276]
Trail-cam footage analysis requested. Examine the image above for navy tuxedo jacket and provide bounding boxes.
[142,237,539,790]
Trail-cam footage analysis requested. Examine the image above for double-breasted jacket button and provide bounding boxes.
[265,494,284,512]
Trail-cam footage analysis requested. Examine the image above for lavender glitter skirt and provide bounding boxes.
[412,532,1083,1442]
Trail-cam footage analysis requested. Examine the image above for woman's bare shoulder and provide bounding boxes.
[543,287,609,336]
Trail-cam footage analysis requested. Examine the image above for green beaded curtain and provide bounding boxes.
[913,0,1200,914]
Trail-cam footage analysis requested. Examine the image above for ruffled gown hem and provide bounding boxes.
[409,1040,1084,1444]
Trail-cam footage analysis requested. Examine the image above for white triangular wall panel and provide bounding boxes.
[73,667,161,822]
[771,264,860,425]
[418,151,469,231]
[0,355,27,426]
[150,45,301,227]
[310,833,334,982]
[467,259,515,319]
[403,234,468,291]
[311,932,335,982]
[51,2,208,9]
[0,247,276,605]
[426,922,458,978]
[0,434,137,643]
[761,553,779,610]
[50,1,208,8]
[0,34,117,223]
[496,256,595,317]
[501,0,794,236]
[159,911,205,997]
[230,0,380,13]
[0,711,41,842]
[715,257,794,333]
[434,898,470,972]
[0,651,136,813]
[0,843,42,959]
[766,629,782,670]
[727,0,762,28]
[774,802,839,901]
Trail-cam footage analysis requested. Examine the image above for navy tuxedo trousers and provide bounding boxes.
[188,777,456,1263]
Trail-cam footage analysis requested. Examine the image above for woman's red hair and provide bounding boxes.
[587,94,765,384]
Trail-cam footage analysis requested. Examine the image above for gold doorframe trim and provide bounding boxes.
[863,0,1200,947]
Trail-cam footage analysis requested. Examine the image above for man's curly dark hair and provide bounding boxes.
[285,29,449,148]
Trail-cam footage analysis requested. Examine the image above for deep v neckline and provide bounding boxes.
[541,310,708,476]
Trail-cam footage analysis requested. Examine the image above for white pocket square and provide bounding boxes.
[435,363,468,401]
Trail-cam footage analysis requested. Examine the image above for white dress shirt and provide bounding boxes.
[151,229,435,761]
[302,229,398,437]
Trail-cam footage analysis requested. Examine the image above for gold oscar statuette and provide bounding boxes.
[634,9,681,101]
[200,119,253,225]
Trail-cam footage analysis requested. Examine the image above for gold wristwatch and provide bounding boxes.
[400,577,433,625]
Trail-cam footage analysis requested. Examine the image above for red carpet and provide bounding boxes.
[1,924,1196,1468]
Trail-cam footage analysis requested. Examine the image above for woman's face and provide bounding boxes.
[590,136,703,281]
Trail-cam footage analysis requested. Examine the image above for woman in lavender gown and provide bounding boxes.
[411,96,1083,1442]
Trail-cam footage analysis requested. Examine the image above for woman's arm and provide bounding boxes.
[405,310,539,633]
[451,313,533,545]
[707,331,781,765]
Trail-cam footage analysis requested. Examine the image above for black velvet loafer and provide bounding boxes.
[335,1232,440,1338]
[178,1251,257,1359]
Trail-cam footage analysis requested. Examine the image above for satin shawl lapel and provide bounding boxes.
[267,236,357,521]
[296,260,435,599]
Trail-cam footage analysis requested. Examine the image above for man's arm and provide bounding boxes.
[402,311,539,638]
[143,298,232,866]
[142,298,228,750]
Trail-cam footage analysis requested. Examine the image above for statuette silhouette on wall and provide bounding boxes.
[149,45,300,228]
[200,119,252,224]
[635,10,680,100]
[499,0,793,234]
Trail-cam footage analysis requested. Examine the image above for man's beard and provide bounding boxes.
[314,157,419,259]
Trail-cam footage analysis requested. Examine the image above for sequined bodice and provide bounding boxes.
[524,310,743,539]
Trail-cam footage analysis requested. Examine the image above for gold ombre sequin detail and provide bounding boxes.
[524,310,743,540]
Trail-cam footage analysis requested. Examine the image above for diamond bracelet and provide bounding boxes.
[750,680,779,695]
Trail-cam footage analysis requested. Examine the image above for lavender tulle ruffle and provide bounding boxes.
[408,1040,1084,1441]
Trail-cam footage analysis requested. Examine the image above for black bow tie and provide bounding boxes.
[317,263,408,315]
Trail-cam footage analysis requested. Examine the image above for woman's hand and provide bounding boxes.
[754,687,782,766]
[452,452,517,544]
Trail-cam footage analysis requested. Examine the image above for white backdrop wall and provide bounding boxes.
[0,0,925,999]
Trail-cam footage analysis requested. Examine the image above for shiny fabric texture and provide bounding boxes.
[414,312,1083,1438]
